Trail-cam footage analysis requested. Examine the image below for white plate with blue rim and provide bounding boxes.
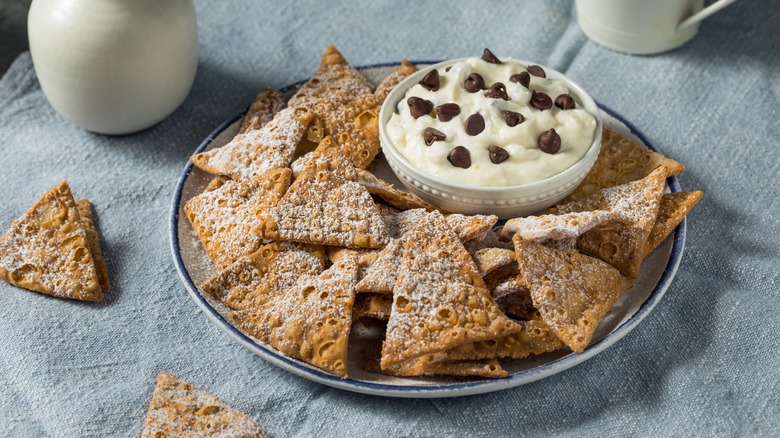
[169,62,686,398]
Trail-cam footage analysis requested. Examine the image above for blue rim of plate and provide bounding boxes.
[169,62,686,398]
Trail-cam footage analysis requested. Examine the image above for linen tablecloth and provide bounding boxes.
[1,1,778,436]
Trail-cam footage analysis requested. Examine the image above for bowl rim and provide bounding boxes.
[378,57,603,194]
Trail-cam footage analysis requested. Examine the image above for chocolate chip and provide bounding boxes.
[531,90,552,110]
[555,94,575,110]
[435,103,461,122]
[538,128,561,154]
[464,73,485,93]
[527,65,546,78]
[465,113,485,136]
[445,66,452,72]
[423,127,446,146]
[481,48,502,64]
[488,145,510,164]
[509,71,531,88]
[407,96,433,119]
[485,82,509,100]
[447,146,471,169]
[419,69,440,91]
[500,110,525,127]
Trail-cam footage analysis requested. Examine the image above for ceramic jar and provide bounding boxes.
[28,0,198,134]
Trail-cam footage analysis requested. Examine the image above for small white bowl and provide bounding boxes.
[379,58,602,219]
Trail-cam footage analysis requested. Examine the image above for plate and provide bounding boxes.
[169,63,686,398]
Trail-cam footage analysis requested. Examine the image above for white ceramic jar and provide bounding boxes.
[28,0,198,135]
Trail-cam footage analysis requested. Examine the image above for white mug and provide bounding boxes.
[575,0,738,55]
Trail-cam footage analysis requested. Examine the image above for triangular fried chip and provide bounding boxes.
[374,59,416,104]
[185,168,292,270]
[327,247,379,284]
[514,236,633,353]
[356,168,435,211]
[501,210,626,243]
[564,127,685,202]
[76,199,110,293]
[0,182,102,301]
[232,251,360,378]
[238,87,286,134]
[379,206,497,241]
[141,372,267,438]
[446,313,564,361]
[200,241,326,311]
[380,211,521,368]
[352,292,392,321]
[473,247,516,277]
[354,238,403,294]
[550,167,667,278]
[190,107,313,180]
[267,141,389,249]
[381,356,507,378]
[288,46,373,110]
[643,191,702,258]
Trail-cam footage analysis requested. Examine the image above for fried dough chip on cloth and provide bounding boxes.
[352,292,392,321]
[374,59,416,104]
[356,168,435,211]
[75,199,110,293]
[382,356,507,378]
[190,107,312,180]
[238,87,286,134]
[141,372,267,438]
[514,236,633,353]
[550,167,667,278]
[380,211,521,369]
[0,182,102,301]
[446,313,563,361]
[266,141,389,249]
[185,168,292,270]
[564,127,685,202]
[643,191,702,258]
[232,251,360,377]
[200,241,326,311]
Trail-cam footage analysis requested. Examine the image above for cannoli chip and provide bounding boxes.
[446,313,563,361]
[0,182,102,301]
[380,211,521,368]
[514,236,633,353]
[565,127,685,202]
[374,59,416,104]
[644,191,702,257]
[379,206,497,241]
[502,210,626,243]
[232,251,359,377]
[141,372,267,438]
[185,168,292,270]
[382,356,507,378]
[288,46,373,110]
[356,168,435,211]
[354,238,403,294]
[75,199,110,293]
[473,247,516,277]
[551,167,667,278]
[200,241,326,311]
[191,107,312,180]
[268,142,389,249]
[238,87,286,134]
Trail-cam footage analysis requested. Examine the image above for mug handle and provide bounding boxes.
[677,0,738,30]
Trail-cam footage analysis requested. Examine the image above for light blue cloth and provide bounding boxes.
[1,1,778,436]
